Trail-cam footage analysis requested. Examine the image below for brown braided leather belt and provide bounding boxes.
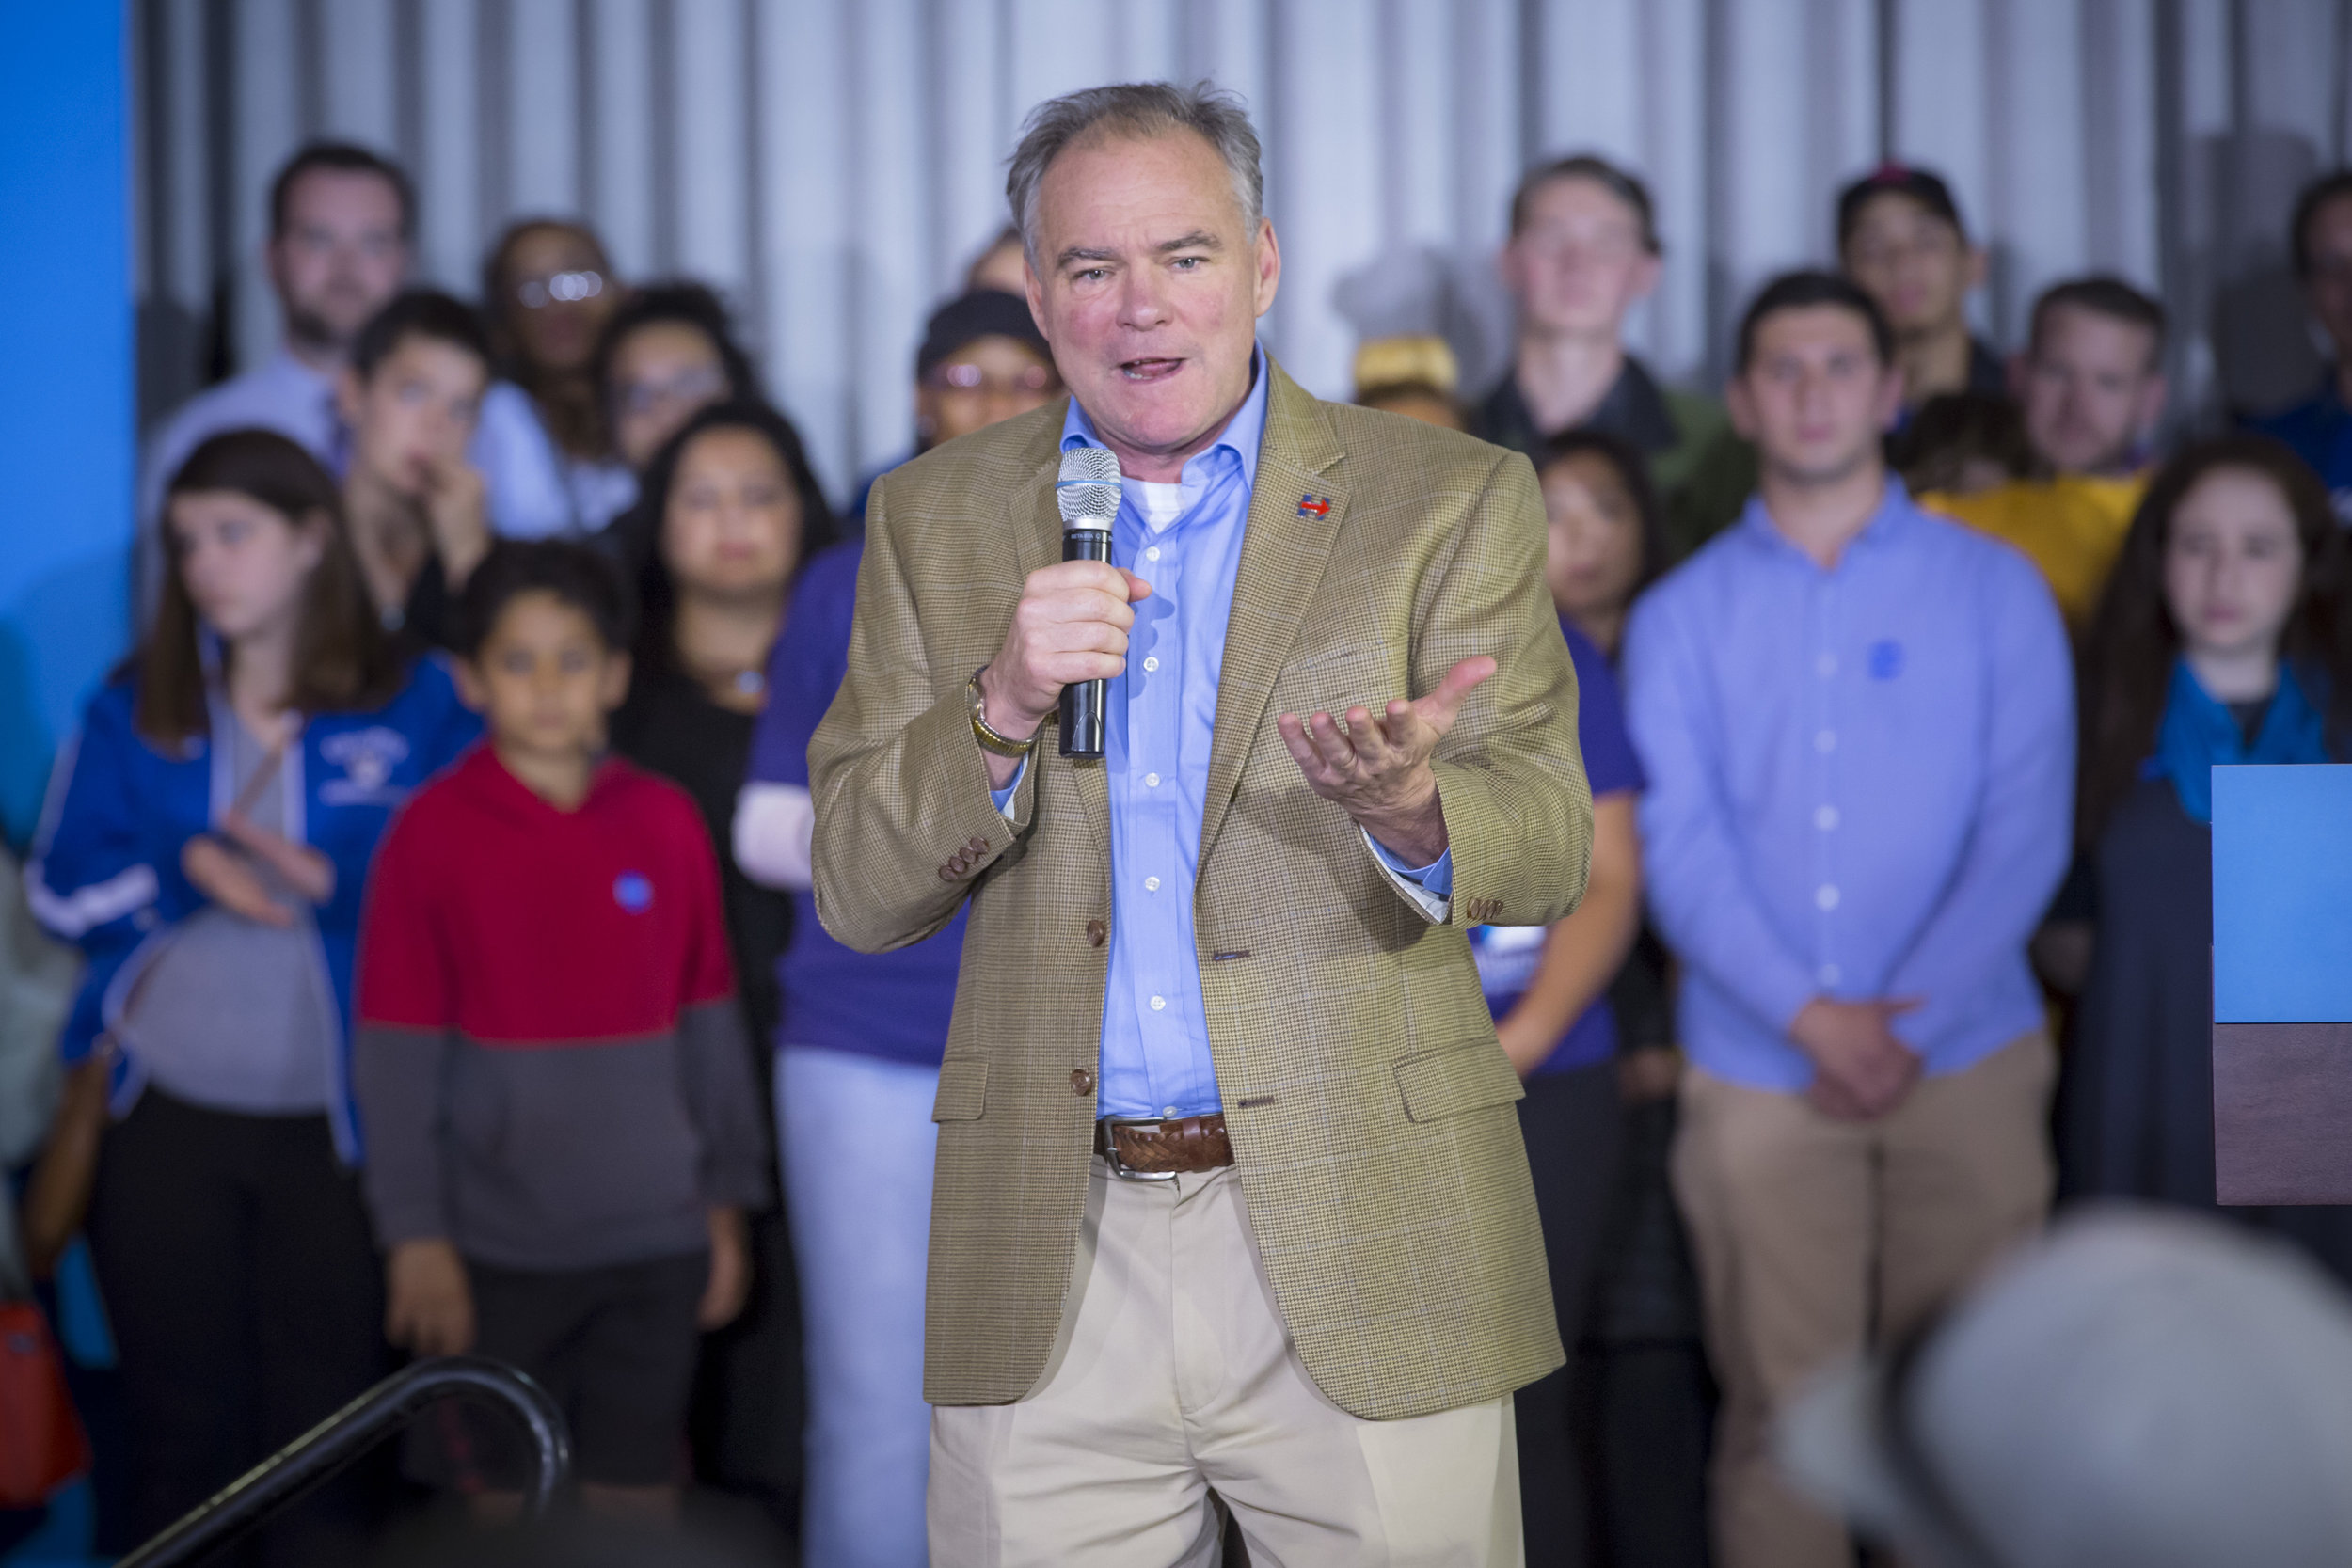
[1095,1113,1233,1179]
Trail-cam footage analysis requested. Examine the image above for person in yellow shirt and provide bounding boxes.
[1923,277,2169,632]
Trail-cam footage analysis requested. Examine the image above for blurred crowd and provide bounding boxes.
[8,116,2352,1568]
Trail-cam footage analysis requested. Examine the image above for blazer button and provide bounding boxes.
[1085,918,1106,947]
[1070,1068,1095,1097]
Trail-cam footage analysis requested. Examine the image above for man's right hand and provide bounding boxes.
[1790,998,1922,1120]
[975,562,1151,787]
[420,451,492,588]
[386,1238,475,1356]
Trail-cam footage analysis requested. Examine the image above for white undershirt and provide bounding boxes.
[1128,478,1186,534]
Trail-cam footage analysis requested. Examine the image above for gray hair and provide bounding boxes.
[1005,81,1263,261]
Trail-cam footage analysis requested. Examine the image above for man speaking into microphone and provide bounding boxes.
[809,81,1592,1564]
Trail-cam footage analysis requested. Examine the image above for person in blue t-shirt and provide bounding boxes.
[2247,171,2352,520]
[731,537,958,1567]
[1470,575,1645,1560]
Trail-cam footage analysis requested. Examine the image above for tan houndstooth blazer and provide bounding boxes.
[809,358,1593,1420]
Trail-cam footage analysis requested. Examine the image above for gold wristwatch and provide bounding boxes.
[968,666,1038,758]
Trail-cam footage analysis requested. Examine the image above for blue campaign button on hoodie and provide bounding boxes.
[614,872,654,912]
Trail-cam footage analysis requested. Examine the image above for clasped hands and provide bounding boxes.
[1791,996,1923,1119]
[181,810,335,927]
[976,561,1490,861]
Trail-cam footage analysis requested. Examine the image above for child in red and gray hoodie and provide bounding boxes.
[354,540,768,1517]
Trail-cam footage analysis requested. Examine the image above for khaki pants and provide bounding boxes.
[1672,1032,2055,1568]
[930,1160,1522,1567]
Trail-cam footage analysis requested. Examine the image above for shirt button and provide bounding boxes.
[1150,995,1167,1011]
[1085,918,1106,947]
[1815,805,1839,832]
[1142,657,1159,673]
[1145,546,1162,562]
[1816,652,1838,678]
[1815,729,1837,753]
[1816,884,1841,911]
[1145,876,1161,892]
[1145,772,1160,787]
[1071,1068,1095,1097]
[1162,1105,1179,1118]
[1819,962,1842,986]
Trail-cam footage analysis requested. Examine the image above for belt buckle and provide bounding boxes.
[1100,1116,1181,1181]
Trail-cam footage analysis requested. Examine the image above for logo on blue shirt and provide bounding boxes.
[1869,640,1905,680]
[318,725,413,805]
[613,872,654,912]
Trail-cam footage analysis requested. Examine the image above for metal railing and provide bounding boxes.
[118,1356,570,1568]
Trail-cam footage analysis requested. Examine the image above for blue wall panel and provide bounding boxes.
[0,2,134,847]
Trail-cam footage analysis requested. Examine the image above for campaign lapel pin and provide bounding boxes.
[1297,495,1332,517]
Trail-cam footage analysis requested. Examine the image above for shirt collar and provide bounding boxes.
[265,345,337,395]
[1739,475,1917,563]
[1582,356,1678,453]
[1060,344,1268,496]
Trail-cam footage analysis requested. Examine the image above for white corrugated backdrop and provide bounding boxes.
[133,0,2352,501]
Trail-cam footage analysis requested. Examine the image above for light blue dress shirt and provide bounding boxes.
[1622,481,2074,1093]
[993,351,1448,1118]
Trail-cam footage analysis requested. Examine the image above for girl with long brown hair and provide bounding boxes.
[2062,434,2352,1277]
[26,430,478,1558]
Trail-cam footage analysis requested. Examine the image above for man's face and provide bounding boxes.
[268,168,409,354]
[1025,129,1279,476]
[340,336,489,499]
[2016,303,2165,474]
[1841,193,1983,339]
[1728,306,1903,487]
[1502,175,1661,340]
[2303,194,2352,362]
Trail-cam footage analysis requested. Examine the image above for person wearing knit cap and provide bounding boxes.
[842,290,1061,527]
[731,286,1053,1562]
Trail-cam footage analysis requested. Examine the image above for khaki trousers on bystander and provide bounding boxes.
[1673,1031,2057,1568]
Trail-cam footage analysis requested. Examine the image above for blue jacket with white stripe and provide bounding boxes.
[27,657,479,1163]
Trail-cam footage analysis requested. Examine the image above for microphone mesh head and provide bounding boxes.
[1057,445,1121,528]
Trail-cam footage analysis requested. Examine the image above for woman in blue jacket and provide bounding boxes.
[28,430,477,1560]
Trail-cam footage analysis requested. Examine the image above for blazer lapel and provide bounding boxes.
[1199,361,1347,869]
[1009,398,1071,579]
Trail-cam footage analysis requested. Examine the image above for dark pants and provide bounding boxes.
[86,1088,389,1567]
[1515,1059,1625,1568]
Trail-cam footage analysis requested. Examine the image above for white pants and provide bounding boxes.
[777,1045,939,1568]
[930,1159,1522,1567]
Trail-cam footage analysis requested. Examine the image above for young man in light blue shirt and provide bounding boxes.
[1624,271,2073,1568]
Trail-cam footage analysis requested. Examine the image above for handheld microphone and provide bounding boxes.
[1055,446,1121,758]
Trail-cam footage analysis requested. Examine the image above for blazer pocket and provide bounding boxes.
[931,1056,989,1122]
[1392,1039,1526,1124]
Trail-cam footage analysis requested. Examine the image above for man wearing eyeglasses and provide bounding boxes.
[2249,171,2352,524]
[843,290,1063,526]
